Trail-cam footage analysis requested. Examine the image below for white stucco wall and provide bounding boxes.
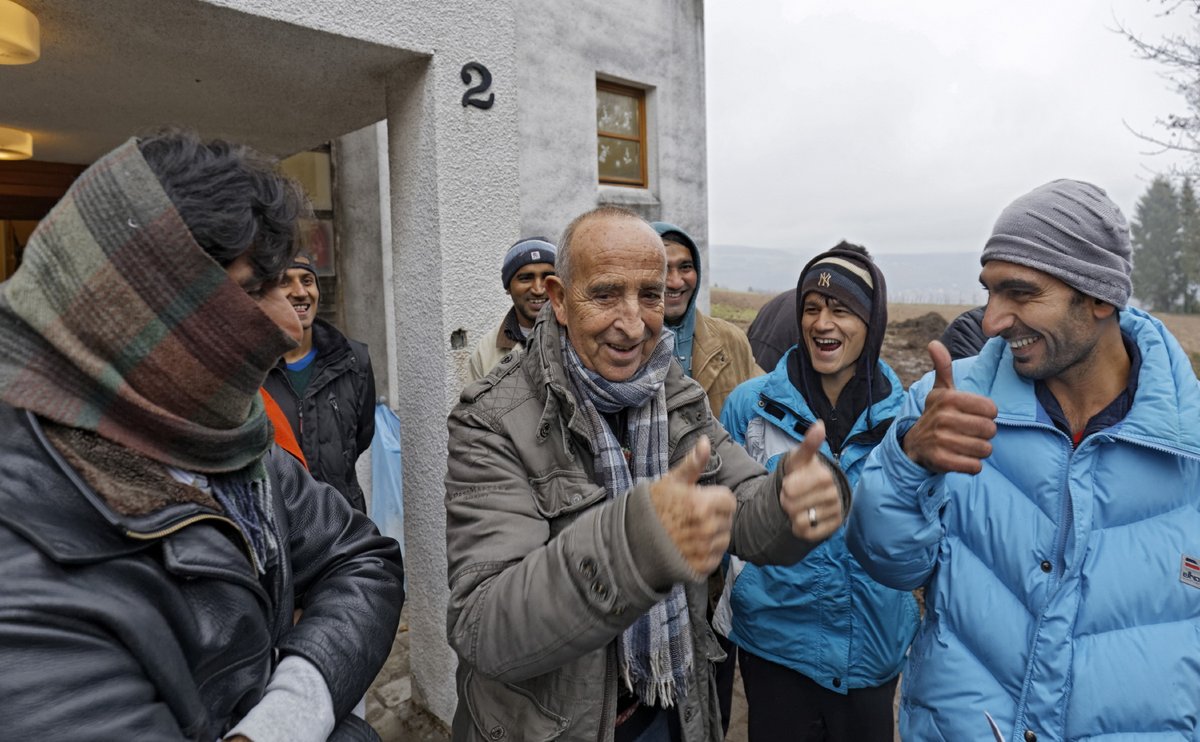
[384,46,523,724]
[515,0,710,310]
[11,0,705,732]
[334,121,390,401]
[205,0,705,729]
[207,0,523,726]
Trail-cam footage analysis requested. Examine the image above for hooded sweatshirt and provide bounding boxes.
[789,246,891,453]
[651,221,701,375]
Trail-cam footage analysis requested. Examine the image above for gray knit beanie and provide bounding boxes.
[980,179,1132,307]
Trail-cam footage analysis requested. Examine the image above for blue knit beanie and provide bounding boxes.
[501,237,556,288]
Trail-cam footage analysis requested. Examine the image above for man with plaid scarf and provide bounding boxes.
[445,206,848,742]
[0,131,404,741]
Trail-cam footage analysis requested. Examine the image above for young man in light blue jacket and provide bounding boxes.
[847,179,1200,742]
[719,243,918,741]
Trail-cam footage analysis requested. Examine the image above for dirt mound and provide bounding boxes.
[882,312,948,387]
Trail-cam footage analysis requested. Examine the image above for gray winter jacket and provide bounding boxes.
[445,316,844,742]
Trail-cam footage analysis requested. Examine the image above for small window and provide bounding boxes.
[596,81,647,187]
[280,146,336,276]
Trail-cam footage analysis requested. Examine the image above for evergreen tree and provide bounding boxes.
[1179,178,1200,313]
[1131,176,1184,311]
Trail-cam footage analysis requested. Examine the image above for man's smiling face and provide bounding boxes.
[282,267,320,331]
[546,214,666,382]
[664,240,697,324]
[800,292,866,391]
[507,262,555,329]
[980,260,1101,382]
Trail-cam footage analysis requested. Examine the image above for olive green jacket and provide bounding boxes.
[445,315,842,742]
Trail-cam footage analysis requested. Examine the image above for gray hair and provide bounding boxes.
[555,205,648,289]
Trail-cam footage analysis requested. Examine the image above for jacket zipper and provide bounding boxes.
[600,644,616,741]
[1101,431,1200,462]
[992,417,1070,737]
[997,417,1200,736]
[994,417,1073,576]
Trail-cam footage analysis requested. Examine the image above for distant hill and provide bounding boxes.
[710,244,987,305]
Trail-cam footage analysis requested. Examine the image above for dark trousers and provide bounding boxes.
[715,633,736,735]
[739,648,898,742]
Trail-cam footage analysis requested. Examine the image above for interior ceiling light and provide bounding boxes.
[0,0,40,64]
[0,127,33,160]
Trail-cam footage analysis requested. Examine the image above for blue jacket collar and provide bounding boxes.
[958,307,1200,456]
[757,346,905,441]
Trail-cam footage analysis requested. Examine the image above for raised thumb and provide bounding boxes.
[929,340,955,390]
[669,435,711,485]
[792,420,826,466]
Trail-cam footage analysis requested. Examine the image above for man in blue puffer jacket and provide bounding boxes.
[720,243,918,741]
[848,179,1200,742]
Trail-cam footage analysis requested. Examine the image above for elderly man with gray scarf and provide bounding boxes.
[445,205,848,742]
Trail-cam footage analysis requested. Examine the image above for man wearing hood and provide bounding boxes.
[652,222,761,416]
[652,221,762,732]
[744,240,867,373]
[719,244,918,741]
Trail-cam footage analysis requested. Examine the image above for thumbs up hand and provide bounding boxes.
[649,435,737,577]
[780,422,844,539]
[902,341,998,474]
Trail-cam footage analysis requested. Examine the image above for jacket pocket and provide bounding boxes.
[527,470,607,519]
[462,669,568,741]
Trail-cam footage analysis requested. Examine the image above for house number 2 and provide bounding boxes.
[461,62,495,109]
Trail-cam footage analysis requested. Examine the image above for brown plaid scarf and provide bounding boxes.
[0,138,294,473]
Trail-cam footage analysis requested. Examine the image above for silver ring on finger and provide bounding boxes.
[807,506,818,528]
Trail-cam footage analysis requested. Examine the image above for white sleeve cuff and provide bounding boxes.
[226,655,336,742]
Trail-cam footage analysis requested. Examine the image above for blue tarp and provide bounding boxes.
[369,403,404,556]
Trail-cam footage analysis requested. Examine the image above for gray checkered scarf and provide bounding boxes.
[561,329,694,707]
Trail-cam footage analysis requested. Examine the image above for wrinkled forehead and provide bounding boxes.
[574,217,665,273]
[579,253,666,289]
[664,239,694,261]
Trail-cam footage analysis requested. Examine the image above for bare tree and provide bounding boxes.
[1118,1,1200,176]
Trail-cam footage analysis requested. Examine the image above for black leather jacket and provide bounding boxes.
[264,318,376,512]
[0,404,404,741]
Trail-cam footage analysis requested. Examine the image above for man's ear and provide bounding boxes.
[546,275,569,325]
[1093,298,1117,321]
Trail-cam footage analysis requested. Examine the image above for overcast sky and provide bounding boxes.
[705,0,1194,255]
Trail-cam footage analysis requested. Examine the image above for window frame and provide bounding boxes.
[280,143,340,323]
[596,80,648,188]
